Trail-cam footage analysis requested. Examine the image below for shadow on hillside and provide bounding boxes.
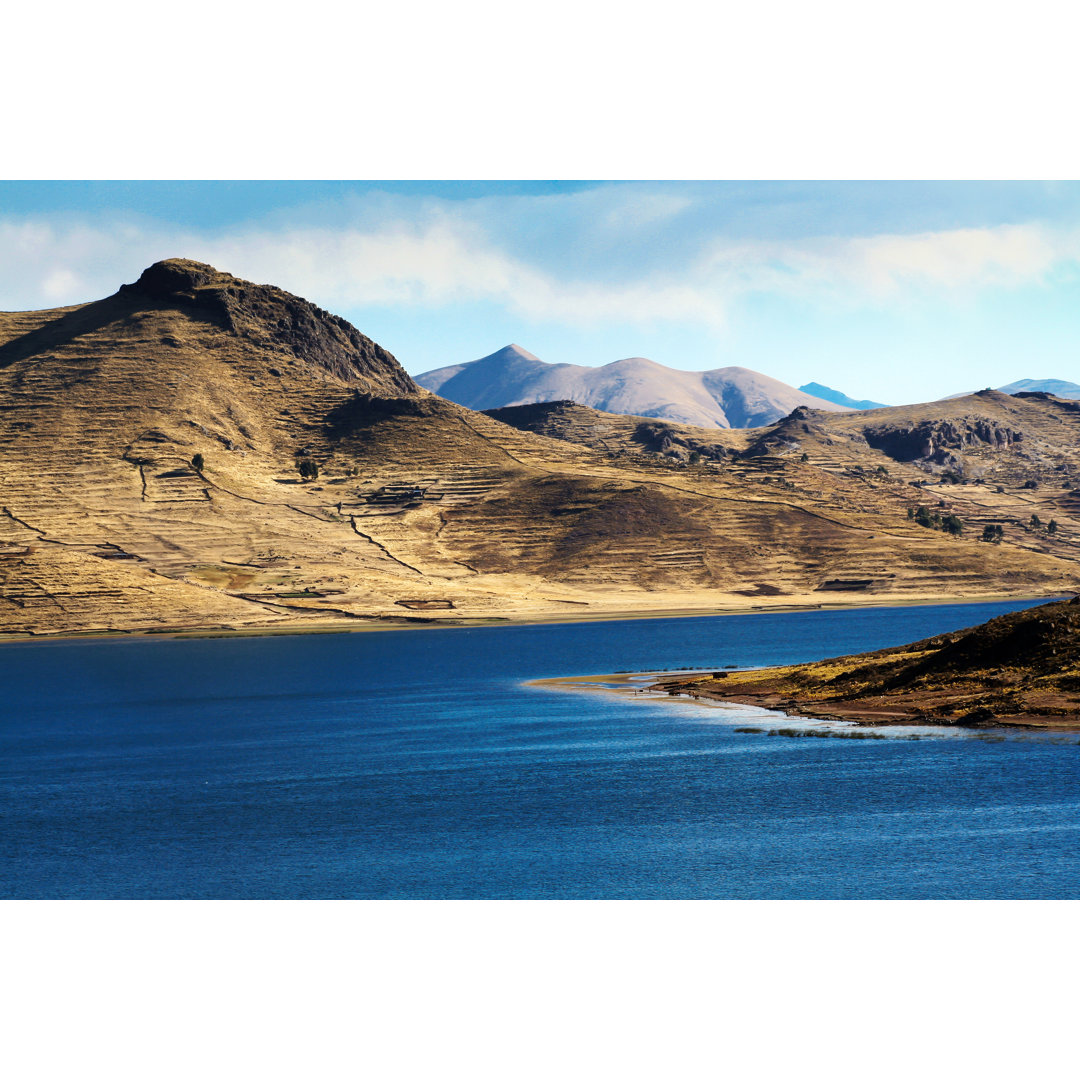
[324,392,434,438]
[0,291,231,371]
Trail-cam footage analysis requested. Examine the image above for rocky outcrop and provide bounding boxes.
[120,259,417,396]
[862,416,1023,463]
[630,421,730,462]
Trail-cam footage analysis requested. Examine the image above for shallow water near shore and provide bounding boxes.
[2,599,1079,899]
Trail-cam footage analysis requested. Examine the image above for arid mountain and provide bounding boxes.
[653,597,1080,730]
[799,382,886,410]
[1,259,1079,638]
[417,344,848,428]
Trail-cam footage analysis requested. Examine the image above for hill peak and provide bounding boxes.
[124,258,224,298]
[113,258,417,395]
[480,343,545,364]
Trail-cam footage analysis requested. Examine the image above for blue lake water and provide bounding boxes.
[2,599,1078,899]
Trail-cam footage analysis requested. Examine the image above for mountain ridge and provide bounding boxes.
[998,378,1080,399]
[799,381,886,410]
[1,259,1079,637]
[417,345,849,428]
[946,378,1080,401]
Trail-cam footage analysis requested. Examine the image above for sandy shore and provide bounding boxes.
[0,590,1063,646]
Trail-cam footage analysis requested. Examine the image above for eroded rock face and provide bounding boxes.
[631,421,729,462]
[120,259,418,395]
[126,259,218,298]
[862,417,1023,463]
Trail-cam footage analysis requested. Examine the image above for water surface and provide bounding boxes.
[2,600,1077,898]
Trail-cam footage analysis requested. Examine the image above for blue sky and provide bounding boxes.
[2,180,1079,404]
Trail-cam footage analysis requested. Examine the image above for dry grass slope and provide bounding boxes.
[2,259,1079,637]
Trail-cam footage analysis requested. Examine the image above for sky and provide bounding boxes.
[3,180,1080,405]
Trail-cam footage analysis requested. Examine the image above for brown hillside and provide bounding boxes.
[1,260,1079,637]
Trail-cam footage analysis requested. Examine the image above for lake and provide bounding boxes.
[2,599,1078,899]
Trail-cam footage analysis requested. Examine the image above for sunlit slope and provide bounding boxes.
[1,260,1077,636]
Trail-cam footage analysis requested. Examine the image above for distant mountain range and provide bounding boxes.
[416,345,849,428]
[945,378,1080,401]
[798,382,886,410]
[997,378,1080,399]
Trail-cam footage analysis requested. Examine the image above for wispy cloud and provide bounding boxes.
[2,195,1079,333]
[700,224,1078,300]
[0,213,726,327]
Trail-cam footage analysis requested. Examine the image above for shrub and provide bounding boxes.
[191,453,204,472]
[297,457,319,481]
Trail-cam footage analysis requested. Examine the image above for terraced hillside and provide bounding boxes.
[1,259,1078,637]
[491,394,1080,582]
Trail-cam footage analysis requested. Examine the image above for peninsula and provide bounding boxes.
[649,597,1080,730]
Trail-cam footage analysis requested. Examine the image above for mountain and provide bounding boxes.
[997,378,1080,399]
[798,382,886,410]
[416,345,849,428]
[1,259,1079,638]
[945,379,1080,401]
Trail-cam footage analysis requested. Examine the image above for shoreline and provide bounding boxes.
[532,669,1080,734]
[0,590,1062,646]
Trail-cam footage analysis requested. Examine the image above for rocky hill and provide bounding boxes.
[417,345,847,428]
[653,597,1080,730]
[1,259,1079,638]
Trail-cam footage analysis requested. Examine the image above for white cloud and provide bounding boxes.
[0,215,728,328]
[699,223,1080,300]
[2,209,1079,333]
[40,268,83,301]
